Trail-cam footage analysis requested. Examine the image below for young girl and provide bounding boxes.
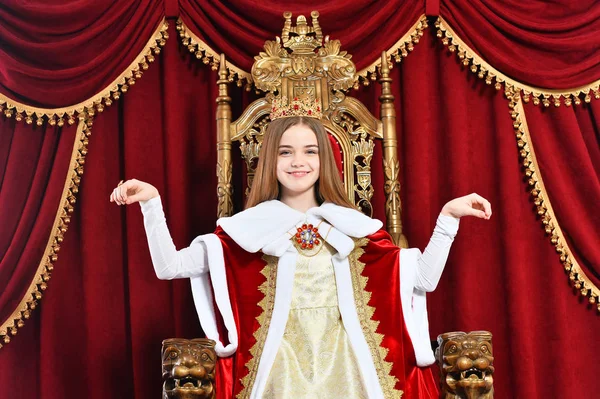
[110,115,491,399]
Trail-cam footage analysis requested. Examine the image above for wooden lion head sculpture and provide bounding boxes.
[436,331,495,399]
[162,338,216,399]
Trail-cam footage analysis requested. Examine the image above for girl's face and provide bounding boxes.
[276,124,320,200]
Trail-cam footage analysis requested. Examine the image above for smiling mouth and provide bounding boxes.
[288,171,310,177]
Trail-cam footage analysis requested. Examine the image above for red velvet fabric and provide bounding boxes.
[0,118,75,335]
[361,229,439,398]
[0,0,164,106]
[214,227,267,398]
[522,102,600,288]
[441,0,600,88]
[0,4,600,399]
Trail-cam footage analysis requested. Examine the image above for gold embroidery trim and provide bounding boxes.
[0,19,169,125]
[0,118,93,348]
[507,91,600,310]
[237,255,278,398]
[349,238,402,398]
[435,17,600,107]
[176,18,254,91]
[355,15,428,88]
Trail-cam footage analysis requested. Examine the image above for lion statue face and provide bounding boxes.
[435,331,494,399]
[162,338,216,399]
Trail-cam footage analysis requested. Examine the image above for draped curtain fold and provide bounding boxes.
[523,102,600,288]
[1,1,600,398]
[0,0,164,107]
[0,119,75,334]
[440,0,600,88]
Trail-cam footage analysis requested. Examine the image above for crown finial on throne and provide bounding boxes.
[281,11,323,53]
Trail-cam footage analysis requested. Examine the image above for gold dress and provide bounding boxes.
[263,242,368,398]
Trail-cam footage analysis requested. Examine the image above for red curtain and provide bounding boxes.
[440,0,600,88]
[522,103,600,288]
[1,2,600,399]
[0,0,164,106]
[0,118,76,341]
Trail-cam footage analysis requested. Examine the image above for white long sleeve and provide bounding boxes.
[140,196,208,279]
[414,214,459,292]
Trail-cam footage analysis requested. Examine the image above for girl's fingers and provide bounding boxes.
[470,193,492,217]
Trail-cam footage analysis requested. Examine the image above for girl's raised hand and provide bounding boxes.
[441,193,492,220]
[109,179,159,205]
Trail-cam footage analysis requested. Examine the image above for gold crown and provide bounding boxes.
[270,96,323,120]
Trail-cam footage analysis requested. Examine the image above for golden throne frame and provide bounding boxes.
[215,10,408,248]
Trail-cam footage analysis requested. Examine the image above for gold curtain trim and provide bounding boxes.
[237,255,278,399]
[435,18,600,107]
[507,91,599,310]
[0,19,169,125]
[0,118,92,348]
[349,238,402,398]
[176,18,254,91]
[354,15,429,88]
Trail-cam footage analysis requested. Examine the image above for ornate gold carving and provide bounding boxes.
[507,91,599,310]
[436,331,494,399]
[216,159,233,218]
[0,20,168,125]
[252,11,356,93]
[162,338,216,399]
[436,18,600,107]
[237,256,278,399]
[176,19,253,90]
[352,131,375,217]
[0,117,93,349]
[383,157,401,221]
[349,238,403,398]
[216,55,235,217]
[355,16,429,87]
[378,53,407,248]
[239,129,265,196]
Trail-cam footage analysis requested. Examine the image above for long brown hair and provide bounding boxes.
[245,116,354,209]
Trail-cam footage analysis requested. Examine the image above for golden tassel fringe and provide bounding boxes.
[435,18,600,107]
[176,18,254,91]
[354,15,428,89]
[0,19,169,125]
[0,117,93,349]
[507,90,599,311]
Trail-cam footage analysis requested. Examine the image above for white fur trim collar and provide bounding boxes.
[217,201,382,258]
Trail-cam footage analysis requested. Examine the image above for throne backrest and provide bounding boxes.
[215,11,407,247]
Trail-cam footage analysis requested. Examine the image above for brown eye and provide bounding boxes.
[448,344,457,354]
[170,352,178,359]
[481,345,489,353]
[201,352,209,361]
